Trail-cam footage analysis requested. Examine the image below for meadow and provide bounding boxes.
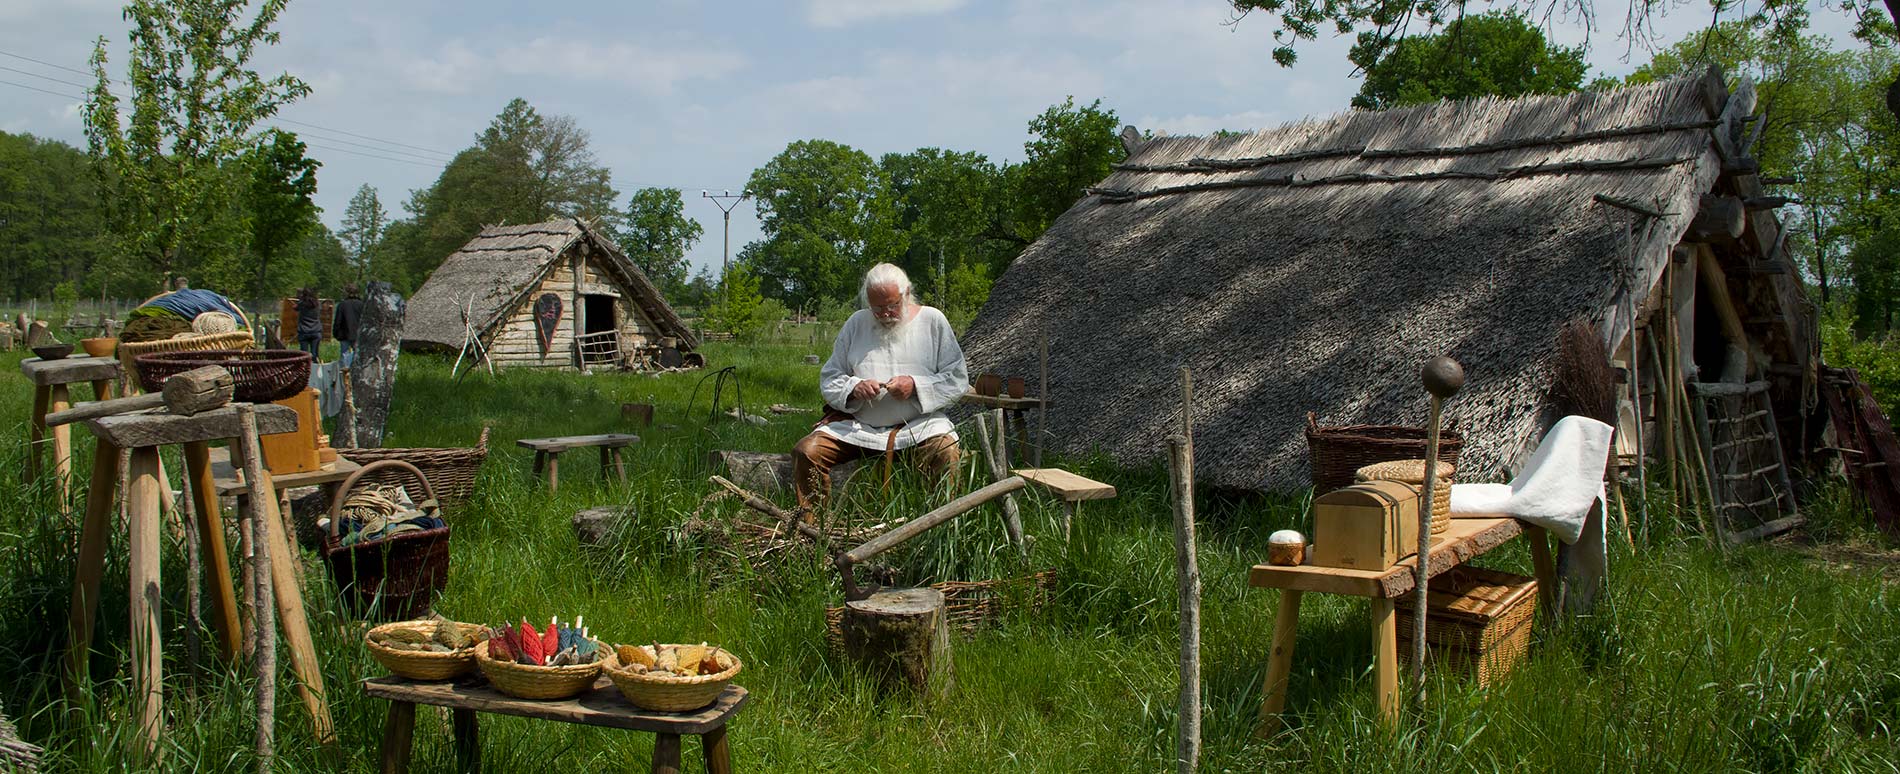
[0,324,1896,772]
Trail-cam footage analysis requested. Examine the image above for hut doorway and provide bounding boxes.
[578,294,620,368]
[583,294,616,335]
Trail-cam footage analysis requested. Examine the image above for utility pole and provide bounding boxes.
[702,190,750,308]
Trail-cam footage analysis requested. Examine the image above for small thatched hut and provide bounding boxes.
[404,218,697,369]
[963,69,1815,518]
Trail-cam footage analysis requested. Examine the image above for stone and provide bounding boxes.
[573,505,632,548]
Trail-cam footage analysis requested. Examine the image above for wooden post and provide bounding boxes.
[1690,391,1725,543]
[127,446,164,756]
[26,385,46,481]
[184,441,241,662]
[1656,267,1680,509]
[235,406,276,774]
[841,587,953,698]
[972,413,1027,556]
[1628,322,1651,545]
[1167,433,1200,774]
[1036,334,1049,467]
[349,282,404,448]
[378,701,416,774]
[49,383,72,504]
[1255,589,1302,736]
[572,250,585,371]
[1371,597,1399,726]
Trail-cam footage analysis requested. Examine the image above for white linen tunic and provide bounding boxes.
[817,306,969,450]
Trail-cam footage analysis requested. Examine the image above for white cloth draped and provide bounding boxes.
[1449,415,1616,611]
[816,306,968,450]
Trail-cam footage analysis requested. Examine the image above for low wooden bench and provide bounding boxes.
[364,675,747,774]
[516,434,639,493]
[1013,467,1116,540]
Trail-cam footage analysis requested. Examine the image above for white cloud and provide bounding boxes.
[494,37,746,95]
[805,0,966,28]
[1137,109,1281,137]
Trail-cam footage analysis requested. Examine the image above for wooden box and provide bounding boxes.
[261,387,321,476]
[1396,565,1537,687]
[1309,479,1420,570]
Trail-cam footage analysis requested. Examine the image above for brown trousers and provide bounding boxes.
[792,431,961,508]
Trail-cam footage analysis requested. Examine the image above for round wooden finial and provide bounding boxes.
[1422,356,1465,399]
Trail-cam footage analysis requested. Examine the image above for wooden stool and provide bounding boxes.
[21,356,119,503]
[517,434,639,493]
[365,675,747,774]
[65,404,337,754]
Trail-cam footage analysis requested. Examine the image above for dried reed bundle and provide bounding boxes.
[1550,319,1617,424]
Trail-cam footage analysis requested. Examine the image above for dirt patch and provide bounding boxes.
[1774,531,1900,583]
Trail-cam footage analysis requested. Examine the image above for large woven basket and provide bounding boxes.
[602,648,742,712]
[337,427,490,508]
[1396,565,1536,687]
[365,620,486,681]
[1355,459,1456,535]
[1306,412,1464,495]
[474,640,604,700]
[322,460,451,621]
[119,331,256,389]
[136,348,311,402]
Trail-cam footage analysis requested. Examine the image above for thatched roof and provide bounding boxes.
[961,72,1804,491]
[404,218,697,352]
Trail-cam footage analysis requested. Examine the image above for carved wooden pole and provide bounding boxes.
[1414,356,1464,706]
[235,405,276,774]
[1169,366,1200,774]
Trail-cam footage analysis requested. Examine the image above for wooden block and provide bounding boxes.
[261,389,322,476]
[1011,468,1116,501]
[88,403,297,448]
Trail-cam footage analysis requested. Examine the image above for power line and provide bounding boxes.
[0,49,92,78]
[0,64,91,91]
[273,117,454,158]
[0,79,80,100]
[272,125,450,163]
[300,141,443,169]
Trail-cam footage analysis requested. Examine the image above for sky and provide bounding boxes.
[0,0,1868,278]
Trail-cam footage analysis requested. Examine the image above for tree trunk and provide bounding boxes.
[349,282,404,448]
[841,588,952,699]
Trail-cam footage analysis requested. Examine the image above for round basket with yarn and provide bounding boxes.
[1354,459,1455,534]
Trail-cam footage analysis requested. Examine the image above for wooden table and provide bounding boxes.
[64,404,337,753]
[959,392,1046,466]
[20,355,120,502]
[1248,517,1557,732]
[517,434,639,493]
[364,675,748,774]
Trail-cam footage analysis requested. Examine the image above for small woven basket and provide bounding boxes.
[602,649,742,712]
[1306,412,1464,495]
[136,348,311,402]
[365,620,486,681]
[1355,459,1456,534]
[474,640,605,700]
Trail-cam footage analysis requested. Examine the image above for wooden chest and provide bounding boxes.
[1309,479,1420,570]
[1397,565,1537,687]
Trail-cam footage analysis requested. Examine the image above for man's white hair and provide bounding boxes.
[859,263,914,308]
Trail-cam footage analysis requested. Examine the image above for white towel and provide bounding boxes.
[1447,415,1615,544]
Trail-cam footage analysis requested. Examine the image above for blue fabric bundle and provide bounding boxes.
[143,289,245,326]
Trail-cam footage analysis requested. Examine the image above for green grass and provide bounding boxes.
[1,326,1897,771]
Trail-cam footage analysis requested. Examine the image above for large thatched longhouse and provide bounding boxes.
[404,218,697,370]
[962,69,1815,518]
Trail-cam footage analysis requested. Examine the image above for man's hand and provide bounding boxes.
[851,378,884,401]
[885,375,917,401]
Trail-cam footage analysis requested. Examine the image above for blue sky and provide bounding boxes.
[0,0,1865,277]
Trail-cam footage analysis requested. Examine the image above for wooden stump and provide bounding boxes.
[349,282,404,448]
[841,588,952,698]
[573,505,631,548]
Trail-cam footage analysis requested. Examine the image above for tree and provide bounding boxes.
[84,0,310,287]
[707,263,767,337]
[744,139,905,308]
[339,184,387,285]
[614,187,703,294]
[1349,11,1589,110]
[396,99,620,281]
[244,128,320,299]
[0,132,112,298]
[1011,97,1125,242]
[879,148,1013,298]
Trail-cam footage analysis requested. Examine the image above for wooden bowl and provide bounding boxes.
[31,343,72,361]
[80,337,118,358]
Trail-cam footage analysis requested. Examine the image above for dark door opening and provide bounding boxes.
[584,294,616,335]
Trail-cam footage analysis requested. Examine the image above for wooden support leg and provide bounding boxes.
[547,452,560,494]
[49,384,72,504]
[127,446,165,754]
[1525,524,1558,619]
[90,378,115,402]
[600,446,611,480]
[1061,501,1076,542]
[531,451,545,482]
[184,441,241,662]
[1371,597,1398,727]
[652,733,682,774]
[613,448,627,483]
[702,725,731,774]
[27,384,47,480]
[257,479,338,748]
[237,495,257,654]
[1255,589,1303,737]
[64,440,121,703]
[452,708,479,774]
[378,701,416,774]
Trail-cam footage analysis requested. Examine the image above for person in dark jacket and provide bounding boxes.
[294,287,321,356]
[333,284,365,368]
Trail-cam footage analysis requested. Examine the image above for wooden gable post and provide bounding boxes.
[572,241,586,371]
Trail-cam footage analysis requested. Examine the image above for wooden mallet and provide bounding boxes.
[43,366,236,427]
[1412,355,1464,705]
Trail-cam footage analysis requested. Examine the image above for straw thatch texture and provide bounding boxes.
[962,75,1740,491]
[403,218,697,353]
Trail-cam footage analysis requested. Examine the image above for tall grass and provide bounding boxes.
[0,328,1895,771]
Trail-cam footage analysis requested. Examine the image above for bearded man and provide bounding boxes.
[793,263,970,508]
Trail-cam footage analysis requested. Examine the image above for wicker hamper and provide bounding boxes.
[1396,565,1536,687]
[1306,412,1463,495]
[337,427,490,508]
[322,460,451,621]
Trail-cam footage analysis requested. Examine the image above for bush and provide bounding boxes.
[1821,305,1900,415]
[707,265,767,337]
[816,296,856,324]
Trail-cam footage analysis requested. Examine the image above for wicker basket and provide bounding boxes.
[824,570,1059,654]
[1306,412,1464,495]
[119,331,256,389]
[136,348,311,402]
[336,427,490,508]
[1355,459,1456,535]
[474,640,604,700]
[1396,565,1536,687]
[602,648,742,712]
[365,620,486,680]
[322,460,451,621]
